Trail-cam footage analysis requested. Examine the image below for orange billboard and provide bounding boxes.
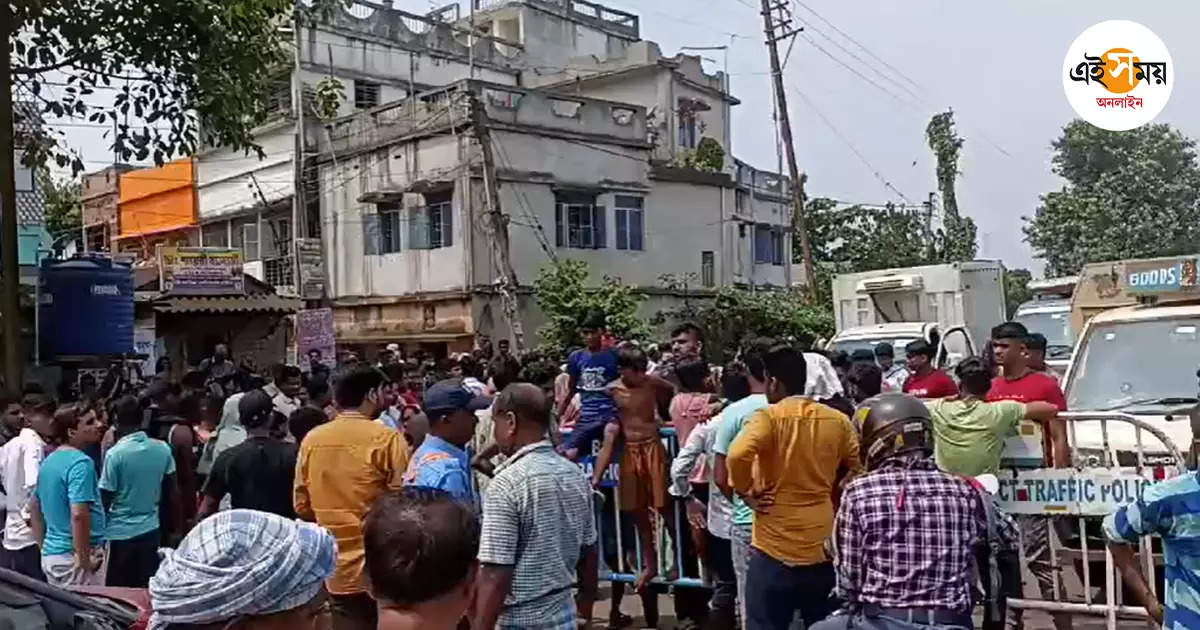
[118,158,196,238]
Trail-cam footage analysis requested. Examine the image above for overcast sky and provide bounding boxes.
[600,0,1199,274]
[56,2,1198,274]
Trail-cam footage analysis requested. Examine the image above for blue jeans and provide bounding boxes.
[731,523,752,625]
[744,548,836,630]
[810,612,971,630]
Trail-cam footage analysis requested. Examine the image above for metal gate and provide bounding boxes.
[573,426,706,589]
[999,411,1188,630]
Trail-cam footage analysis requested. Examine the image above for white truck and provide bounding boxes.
[1063,255,1200,462]
[827,261,1007,369]
[1000,255,1200,468]
[1012,276,1078,375]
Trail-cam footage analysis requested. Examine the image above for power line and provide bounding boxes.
[793,16,926,106]
[790,86,913,204]
[791,0,924,93]
[799,34,922,112]
[789,1,1015,159]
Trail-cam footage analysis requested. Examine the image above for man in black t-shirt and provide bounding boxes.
[197,390,297,520]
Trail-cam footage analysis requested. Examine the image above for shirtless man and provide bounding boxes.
[611,344,676,593]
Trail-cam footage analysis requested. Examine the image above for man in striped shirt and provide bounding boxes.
[473,383,598,630]
[1105,471,1200,630]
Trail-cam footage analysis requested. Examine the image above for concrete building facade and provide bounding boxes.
[317,79,792,355]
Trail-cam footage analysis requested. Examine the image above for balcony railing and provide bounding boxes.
[264,255,296,296]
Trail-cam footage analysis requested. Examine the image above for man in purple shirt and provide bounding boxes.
[813,393,1018,630]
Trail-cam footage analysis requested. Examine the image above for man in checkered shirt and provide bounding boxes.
[473,383,599,630]
[813,393,1018,630]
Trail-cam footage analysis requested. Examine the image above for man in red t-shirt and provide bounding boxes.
[901,339,959,398]
[986,321,1073,630]
[985,322,1068,467]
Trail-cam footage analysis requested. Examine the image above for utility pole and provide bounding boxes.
[291,8,305,297]
[759,0,815,287]
[468,90,525,352]
[0,3,21,391]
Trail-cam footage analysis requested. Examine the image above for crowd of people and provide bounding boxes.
[0,312,1192,630]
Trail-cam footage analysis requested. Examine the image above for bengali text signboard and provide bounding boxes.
[159,246,244,295]
[297,308,336,372]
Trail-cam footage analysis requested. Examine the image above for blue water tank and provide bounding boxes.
[38,257,135,359]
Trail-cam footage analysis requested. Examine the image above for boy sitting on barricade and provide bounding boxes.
[611,343,677,593]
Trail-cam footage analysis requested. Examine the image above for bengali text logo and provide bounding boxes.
[1062,21,1172,131]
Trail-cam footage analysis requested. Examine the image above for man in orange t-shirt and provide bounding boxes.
[294,367,410,630]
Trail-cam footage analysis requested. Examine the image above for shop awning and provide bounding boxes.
[335,330,473,344]
[156,294,301,314]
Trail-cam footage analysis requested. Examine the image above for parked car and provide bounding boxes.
[0,567,147,630]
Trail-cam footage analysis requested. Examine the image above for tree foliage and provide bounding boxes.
[925,110,978,263]
[808,198,932,273]
[672,136,725,172]
[1004,268,1032,318]
[38,170,80,250]
[662,287,833,364]
[1023,120,1200,276]
[11,0,334,172]
[533,260,649,357]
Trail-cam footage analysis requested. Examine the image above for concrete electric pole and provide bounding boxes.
[759,0,815,287]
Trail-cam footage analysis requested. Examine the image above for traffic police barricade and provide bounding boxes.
[572,426,707,589]
[998,411,1188,630]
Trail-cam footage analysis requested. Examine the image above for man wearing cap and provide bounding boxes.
[874,343,908,393]
[406,378,490,504]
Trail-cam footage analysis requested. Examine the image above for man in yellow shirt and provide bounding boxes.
[295,367,410,630]
[728,344,862,630]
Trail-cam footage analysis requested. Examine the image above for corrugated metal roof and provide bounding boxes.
[157,295,301,314]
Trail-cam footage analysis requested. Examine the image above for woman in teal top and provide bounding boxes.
[30,403,108,587]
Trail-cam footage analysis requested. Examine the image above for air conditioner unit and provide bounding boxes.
[244,260,265,283]
[858,274,923,293]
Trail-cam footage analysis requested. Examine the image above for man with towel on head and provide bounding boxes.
[147,509,336,630]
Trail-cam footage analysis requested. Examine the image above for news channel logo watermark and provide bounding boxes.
[1063,20,1172,131]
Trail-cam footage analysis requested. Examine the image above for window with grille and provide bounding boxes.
[701,251,715,287]
[554,192,604,249]
[678,111,697,148]
[614,195,644,251]
[242,223,260,261]
[753,224,784,266]
[354,81,381,110]
[378,203,403,254]
[410,191,453,250]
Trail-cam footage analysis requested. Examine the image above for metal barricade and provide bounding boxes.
[999,411,1188,630]
[570,426,706,589]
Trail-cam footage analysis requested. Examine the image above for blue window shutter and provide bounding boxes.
[593,205,606,249]
[615,208,628,250]
[363,213,380,255]
[631,209,644,251]
[409,207,430,250]
[555,203,564,247]
[441,204,453,248]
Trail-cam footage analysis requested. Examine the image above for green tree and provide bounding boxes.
[1023,120,1200,276]
[1004,268,1032,318]
[925,110,978,262]
[533,260,649,357]
[672,136,725,172]
[38,170,81,251]
[10,0,328,171]
[662,287,833,364]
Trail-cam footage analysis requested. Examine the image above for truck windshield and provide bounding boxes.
[828,338,919,361]
[1014,310,1073,358]
[1066,317,1200,411]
